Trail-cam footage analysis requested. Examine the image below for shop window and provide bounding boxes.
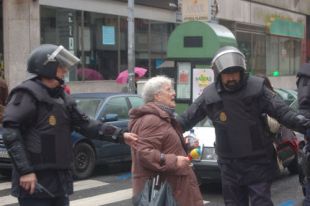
[41,6,176,82]
[252,34,266,74]
[236,32,266,75]
[266,36,279,76]
[279,38,291,75]
[236,32,252,73]
[266,36,300,76]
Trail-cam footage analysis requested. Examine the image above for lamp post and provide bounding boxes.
[128,0,135,93]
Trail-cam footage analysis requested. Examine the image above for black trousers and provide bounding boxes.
[219,159,274,206]
[221,179,273,206]
[18,196,69,206]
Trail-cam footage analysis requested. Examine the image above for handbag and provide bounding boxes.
[133,174,178,206]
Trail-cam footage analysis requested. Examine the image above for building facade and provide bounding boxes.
[180,0,310,89]
[2,0,178,92]
[1,0,310,92]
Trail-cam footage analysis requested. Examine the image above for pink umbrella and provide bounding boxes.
[116,67,147,84]
[77,68,104,80]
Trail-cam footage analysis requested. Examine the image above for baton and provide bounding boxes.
[35,182,55,198]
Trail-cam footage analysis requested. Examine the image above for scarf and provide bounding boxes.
[155,102,177,119]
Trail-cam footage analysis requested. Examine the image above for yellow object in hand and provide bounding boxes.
[189,148,201,160]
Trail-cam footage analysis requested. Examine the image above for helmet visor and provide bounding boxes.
[46,45,80,69]
[212,52,246,74]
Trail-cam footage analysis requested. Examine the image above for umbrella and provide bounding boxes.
[116,67,147,84]
[77,68,104,80]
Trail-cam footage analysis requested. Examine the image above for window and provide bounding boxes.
[128,96,144,108]
[266,36,301,76]
[41,6,176,82]
[75,99,102,119]
[102,97,129,120]
[236,32,252,73]
[266,36,279,76]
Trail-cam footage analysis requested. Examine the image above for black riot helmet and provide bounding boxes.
[211,46,247,92]
[211,46,246,77]
[27,44,80,79]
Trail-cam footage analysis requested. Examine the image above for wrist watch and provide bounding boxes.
[160,153,166,166]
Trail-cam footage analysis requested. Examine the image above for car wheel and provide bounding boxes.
[73,142,96,179]
[287,155,299,174]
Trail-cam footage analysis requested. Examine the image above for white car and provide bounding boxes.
[183,93,303,185]
[183,118,221,184]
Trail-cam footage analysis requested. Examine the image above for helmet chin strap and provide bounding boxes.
[55,77,65,86]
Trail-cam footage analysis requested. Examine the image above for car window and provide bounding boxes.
[274,89,296,105]
[75,99,102,119]
[290,99,298,111]
[128,96,144,109]
[102,97,129,120]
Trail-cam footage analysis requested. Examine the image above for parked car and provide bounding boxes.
[274,88,297,106]
[0,93,144,179]
[0,127,11,176]
[184,88,304,184]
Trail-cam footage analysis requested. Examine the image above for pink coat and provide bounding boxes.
[129,102,203,206]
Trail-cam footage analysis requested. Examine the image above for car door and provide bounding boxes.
[95,96,131,161]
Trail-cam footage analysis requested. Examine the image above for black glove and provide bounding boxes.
[99,123,123,142]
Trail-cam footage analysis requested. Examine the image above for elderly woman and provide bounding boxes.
[129,76,203,206]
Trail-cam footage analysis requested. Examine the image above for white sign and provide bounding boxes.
[177,62,191,99]
[192,68,214,102]
[182,0,209,21]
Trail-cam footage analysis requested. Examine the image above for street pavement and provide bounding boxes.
[0,169,305,206]
[0,172,211,206]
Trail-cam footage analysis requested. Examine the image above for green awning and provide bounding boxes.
[269,18,304,39]
[167,21,237,60]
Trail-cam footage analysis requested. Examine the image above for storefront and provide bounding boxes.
[3,0,178,92]
[40,6,176,82]
[220,19,303,77]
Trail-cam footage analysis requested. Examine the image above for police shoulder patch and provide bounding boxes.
[219,111,227,122]
[48,115,57,126]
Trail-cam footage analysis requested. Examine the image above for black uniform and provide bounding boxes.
[178,75,306,206]
[297,63,310,119]
[3,78,125,200]
[297,63,310,205]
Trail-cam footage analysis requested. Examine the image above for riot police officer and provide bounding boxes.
[2,44,137,206]
[297,63,310,205]
[177,46,310,206]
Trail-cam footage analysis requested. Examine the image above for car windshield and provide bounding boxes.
[75,98,103,119]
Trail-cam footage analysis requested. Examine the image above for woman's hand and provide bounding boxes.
[176,156,191,169]
[123,132,138,149]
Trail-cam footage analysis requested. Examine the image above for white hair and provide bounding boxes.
[142,76,173,103]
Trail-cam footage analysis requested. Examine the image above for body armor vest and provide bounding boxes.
[205,76,272,158]
[8,80,75,170]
